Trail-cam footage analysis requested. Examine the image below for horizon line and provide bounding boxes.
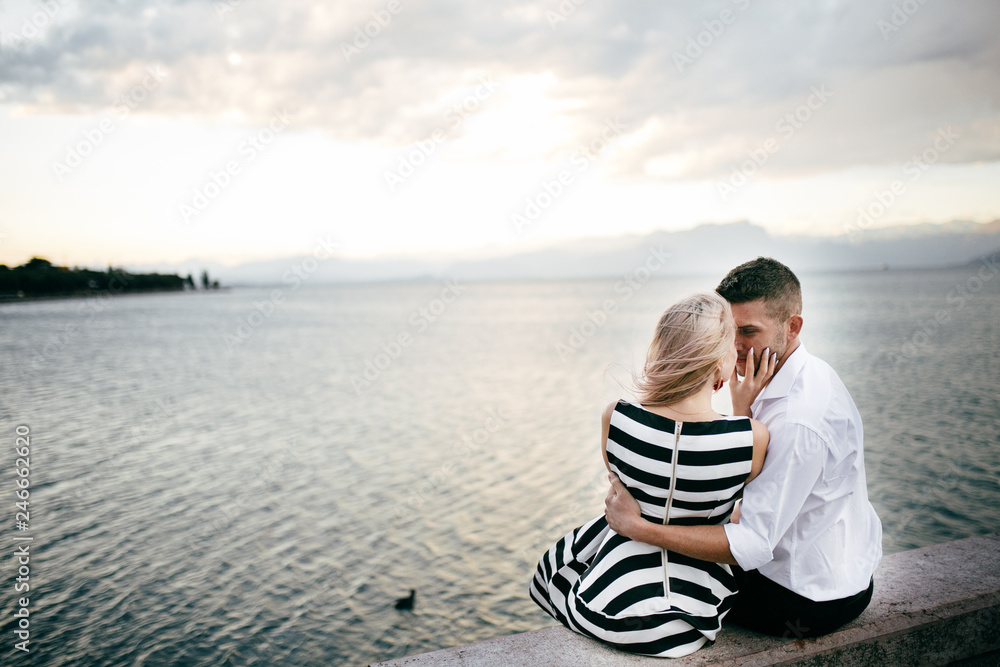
[3,217,997,272]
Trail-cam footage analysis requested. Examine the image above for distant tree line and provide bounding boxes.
[0,257,211,300]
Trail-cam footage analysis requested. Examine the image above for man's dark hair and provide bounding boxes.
[716,257,802,322]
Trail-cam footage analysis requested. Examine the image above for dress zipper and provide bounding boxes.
[662,420,682,599]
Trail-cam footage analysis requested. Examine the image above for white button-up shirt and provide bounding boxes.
[724,343,882,601]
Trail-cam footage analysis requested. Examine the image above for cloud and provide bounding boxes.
[1,0,998,181]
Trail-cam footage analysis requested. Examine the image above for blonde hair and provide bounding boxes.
[636,292,734,406]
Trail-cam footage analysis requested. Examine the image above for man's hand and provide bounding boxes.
[730,346,777,417]
[605,474,737,564]
[605,473,645,540]
[730,498,742,524]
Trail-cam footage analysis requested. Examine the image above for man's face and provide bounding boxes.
[721,333,738,380]
[729,299,788,376]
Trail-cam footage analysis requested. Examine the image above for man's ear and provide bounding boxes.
[787,314,803,342]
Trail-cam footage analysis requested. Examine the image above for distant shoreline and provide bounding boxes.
[0,287,231,306]
[1,264,987,303]
[0,256,229,305]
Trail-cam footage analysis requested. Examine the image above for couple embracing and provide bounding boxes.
[530,257,882,658]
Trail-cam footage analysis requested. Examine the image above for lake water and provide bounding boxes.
[1,268,998,665]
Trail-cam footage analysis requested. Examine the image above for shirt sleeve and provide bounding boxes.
[724,421,826,571]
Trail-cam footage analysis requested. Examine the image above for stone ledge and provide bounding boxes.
[372,532,1000,666]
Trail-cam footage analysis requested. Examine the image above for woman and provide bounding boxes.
[529,292,770,658]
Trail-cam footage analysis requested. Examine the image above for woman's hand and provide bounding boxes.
[605,473,645,540]
[730,347,778,417]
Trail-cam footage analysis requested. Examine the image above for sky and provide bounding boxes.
[1,0,999,268]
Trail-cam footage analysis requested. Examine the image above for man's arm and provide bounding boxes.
[605,474,737,565]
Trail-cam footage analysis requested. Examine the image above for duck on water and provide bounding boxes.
[394,590,415,610]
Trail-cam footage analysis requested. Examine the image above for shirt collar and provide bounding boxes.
[754,342,808,402]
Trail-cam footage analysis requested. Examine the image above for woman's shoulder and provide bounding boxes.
[603,398,753,435]
[715,413,752,423]
[696,412,753,428]
[720,414,755,429]
[749,417,769,443]
[606,398,639,418]
[686,414,753,436]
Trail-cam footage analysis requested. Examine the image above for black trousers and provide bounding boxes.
[725,566,874,638]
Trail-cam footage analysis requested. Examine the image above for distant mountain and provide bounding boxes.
[848,219,1000,240]
[960,245,1000,268]
[124,220,1000,285]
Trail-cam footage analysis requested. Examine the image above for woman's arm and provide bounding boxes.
[745,418,769,483]
[601,402,615,472]
[725,419,768,523]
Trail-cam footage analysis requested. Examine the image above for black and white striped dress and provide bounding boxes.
[529,400,754,658]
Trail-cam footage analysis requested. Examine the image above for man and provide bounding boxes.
[605,257,882,637]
